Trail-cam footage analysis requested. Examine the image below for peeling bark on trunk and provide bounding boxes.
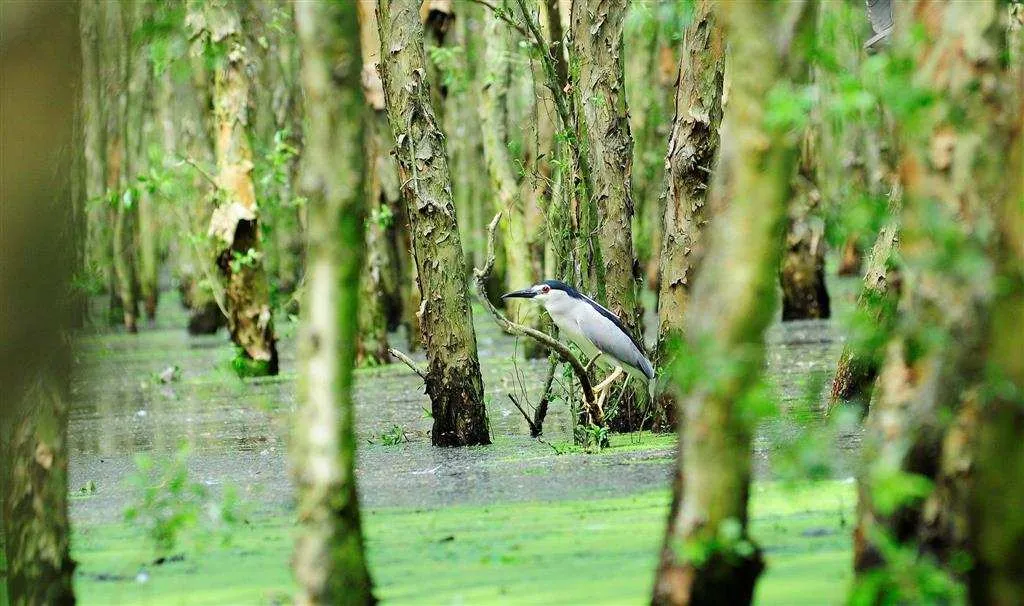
[198,0,278,376]
[571,0,645,432]
[780,125,830,321]
[356,0,393,367]
[378,0,490,447]
[652,3,810,603]
[292,2,376,603]
[654,1,725,429]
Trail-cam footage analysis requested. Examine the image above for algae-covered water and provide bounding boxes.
[69,282,862,604]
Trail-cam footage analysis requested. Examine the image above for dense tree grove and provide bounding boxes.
[2,0,1021,603]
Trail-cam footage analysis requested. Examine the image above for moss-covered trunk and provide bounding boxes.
[355,0,394,367]
[571,0,645,431]
[198,0,278,376]
[852,1,1018,599]
[654,0,725,429]
[130,0,158,323]
[80,0,108,316]
[652,2,810,603]
[0,3,79,600]
[378,0,490,447]
[291,1,375,602]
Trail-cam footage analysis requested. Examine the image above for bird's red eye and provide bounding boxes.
[541,285,551,294]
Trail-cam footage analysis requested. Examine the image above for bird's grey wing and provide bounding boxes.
[576,310,654,380]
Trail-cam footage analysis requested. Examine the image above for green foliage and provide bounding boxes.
[869,470,934,517]
[427,46,468,95]
[850,528,964,605]
[672,517,757,568]
[228,247,261,274]
[370,204,395,229]
[124,442,248,558]
[376,425,408,446]
[230,348,272,378]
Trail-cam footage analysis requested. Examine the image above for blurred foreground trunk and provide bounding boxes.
[378,0,490,447]
[652,2,811,603]
[197,0,278,376]
[654,0,725,429]
[853,2,1020,602]
[1,2,80,602]
[291,2,376,602]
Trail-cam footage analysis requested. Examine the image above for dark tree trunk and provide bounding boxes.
[378,0,490,447]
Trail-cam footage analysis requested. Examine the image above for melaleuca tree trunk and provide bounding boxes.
[195,0,278,376]
[478,8,543,357]
[779,123,830,321]
[81,0,108,313]
[106,0,139,332]
[130,0,158,323]
[654,0,725,428]
[853,2,1019,601]
[1,3,79,600]
[292,1,375,602]
[355,0,393,367]
[378,0,490,447]
[570,0,645,432]
[652,2,811,603]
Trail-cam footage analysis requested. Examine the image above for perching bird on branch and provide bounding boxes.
[503,280,654,403]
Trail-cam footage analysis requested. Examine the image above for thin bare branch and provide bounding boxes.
[388,347,427,381]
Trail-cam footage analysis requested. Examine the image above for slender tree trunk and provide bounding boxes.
[107,0,138,332]
[571,0,645,431]
[779,124,830,321]
[654,0,725,429]
[652,3,811,603]
[478,8,543,357]
[378,0,490,447]
[853,1,1017,599]
[80,0,107,313]
[197,1,279,376]
[355,0,393,367]
[292,2,376,603]
[0,3,80,600]
[130,1,158,323]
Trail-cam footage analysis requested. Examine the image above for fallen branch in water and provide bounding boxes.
[388,347,426,381]
[473,211,601,427]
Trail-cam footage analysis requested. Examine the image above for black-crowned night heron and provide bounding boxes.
[503,280,654,406]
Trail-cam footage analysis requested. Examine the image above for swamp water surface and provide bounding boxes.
[70,284,862,604]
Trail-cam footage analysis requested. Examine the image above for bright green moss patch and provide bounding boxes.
[74,480,853,604]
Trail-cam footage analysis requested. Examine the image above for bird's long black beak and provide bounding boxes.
[501,288,536,300]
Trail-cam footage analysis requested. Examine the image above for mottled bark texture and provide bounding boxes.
[378,0,490,447]
[652,3,810,603]
[655,1,725,428]
[571,0,646,431]
[197,0,278,376]
[292,2,376,603]
[0,3,80,601]
[356,0,393,367]
[779,124,830,321]
[81,0,107,308]
[853,1,1019,601]
[130,0,158,323]
[478,9,544,358]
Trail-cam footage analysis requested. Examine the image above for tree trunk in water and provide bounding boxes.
[478,10,543,358]
[292,2,376,602]
[654,0,725,430]
[198,1,278,376]
[355,0,393,367]
[378,0,490,447]
[130,1,158,323]
[827,205,900,410]
[0,3,79,599]
[853,1,1017,599]
[107,0,138,332]
[80,0,108,315]
[779,125,829,321]
[652,3,810,603]
[571,0,645,431]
